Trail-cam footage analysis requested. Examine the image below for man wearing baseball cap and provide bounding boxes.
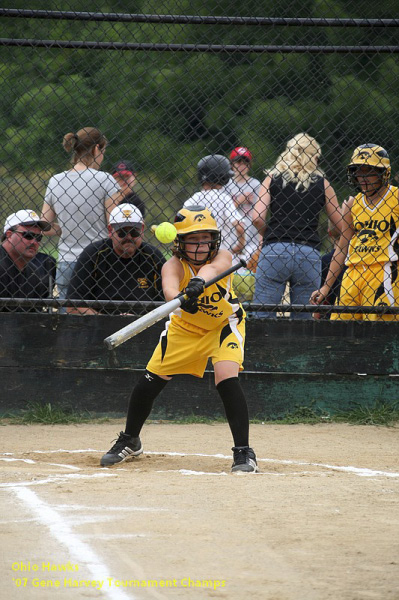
[0,209,55,311]
[111,159,146,218]
[67,204,165,315]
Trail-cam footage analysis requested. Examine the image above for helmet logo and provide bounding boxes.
[227,342,239,349]
[194,214,206,222]
[122,208,133,218]
[357,151,372,160]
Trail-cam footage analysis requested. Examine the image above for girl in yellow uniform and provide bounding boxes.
[311,144,399,320]
[101,206,258,473]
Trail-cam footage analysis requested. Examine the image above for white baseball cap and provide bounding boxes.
[3,209,51,234]
[109,203,144,229]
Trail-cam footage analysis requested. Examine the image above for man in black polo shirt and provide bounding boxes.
[67,204,165,315]
[0,209,55,312]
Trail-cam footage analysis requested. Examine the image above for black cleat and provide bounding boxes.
[231,446,258,473]
[101,432,143,467]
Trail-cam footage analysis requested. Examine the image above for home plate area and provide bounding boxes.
[1,423,398,600]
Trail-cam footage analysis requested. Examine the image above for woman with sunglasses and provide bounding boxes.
[66,204,165,315]
[0,209,55,311]
[40,127,121,310]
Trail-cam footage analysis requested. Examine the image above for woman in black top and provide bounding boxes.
[253,133,341,318]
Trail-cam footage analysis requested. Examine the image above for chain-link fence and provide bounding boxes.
[0,2,398,319]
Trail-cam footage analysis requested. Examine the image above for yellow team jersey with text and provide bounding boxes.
[170,259,244,332]
[346,185,399,266]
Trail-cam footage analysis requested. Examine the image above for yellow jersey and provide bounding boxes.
[170,259,244,331]
[346,185,399,266]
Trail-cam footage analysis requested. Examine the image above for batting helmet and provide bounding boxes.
[197,155,233,186]
[347,144,391,193]
[173,206,221,264]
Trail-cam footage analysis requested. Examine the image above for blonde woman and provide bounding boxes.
[253,133,341,319]
[41,127,121,305]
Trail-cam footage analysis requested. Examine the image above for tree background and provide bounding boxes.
[0,0,398,251]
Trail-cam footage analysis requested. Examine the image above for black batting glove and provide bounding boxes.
[184,276,205,299]
[175,292,199,314]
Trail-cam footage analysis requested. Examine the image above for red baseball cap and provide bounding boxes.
[112,160,137,178]
[230,147,252,162]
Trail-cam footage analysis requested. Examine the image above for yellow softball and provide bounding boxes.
[154,222,177,243]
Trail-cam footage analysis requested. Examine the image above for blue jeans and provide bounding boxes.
[55,261,76,313]
[253,242,321,319]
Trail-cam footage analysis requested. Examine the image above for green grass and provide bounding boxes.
[261,400,399,426]
[1,402,99,425]
[169,400,399,426]
[1,400,398,426]
[270,406,332,425]
[168,415,227,424]
[333,400,399,426]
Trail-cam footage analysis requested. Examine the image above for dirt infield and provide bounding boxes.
[1,422,398,600]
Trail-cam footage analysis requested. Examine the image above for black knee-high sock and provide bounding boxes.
[125,371,169,437]
[216,377,249,447]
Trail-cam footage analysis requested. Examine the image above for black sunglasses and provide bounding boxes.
[115,228,141,239]
[14,230,43,242]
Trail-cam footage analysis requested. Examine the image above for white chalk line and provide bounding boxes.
[10,486,137,600]
[53,504,168,512]
[158,469,228,476]
[2,449,398,479]
[48,505,168,527]
[156,469,327,477]
[146,452,399,479]
[83,534,148,540]
[0,472,117,489]
[0,504,167,527]
[0,457,80,470]
[7,448,101,454]
[0,457,36,464]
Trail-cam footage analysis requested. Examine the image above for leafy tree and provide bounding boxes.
[0,0,397,220]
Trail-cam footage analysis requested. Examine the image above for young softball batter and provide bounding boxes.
[101,205,258,472]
